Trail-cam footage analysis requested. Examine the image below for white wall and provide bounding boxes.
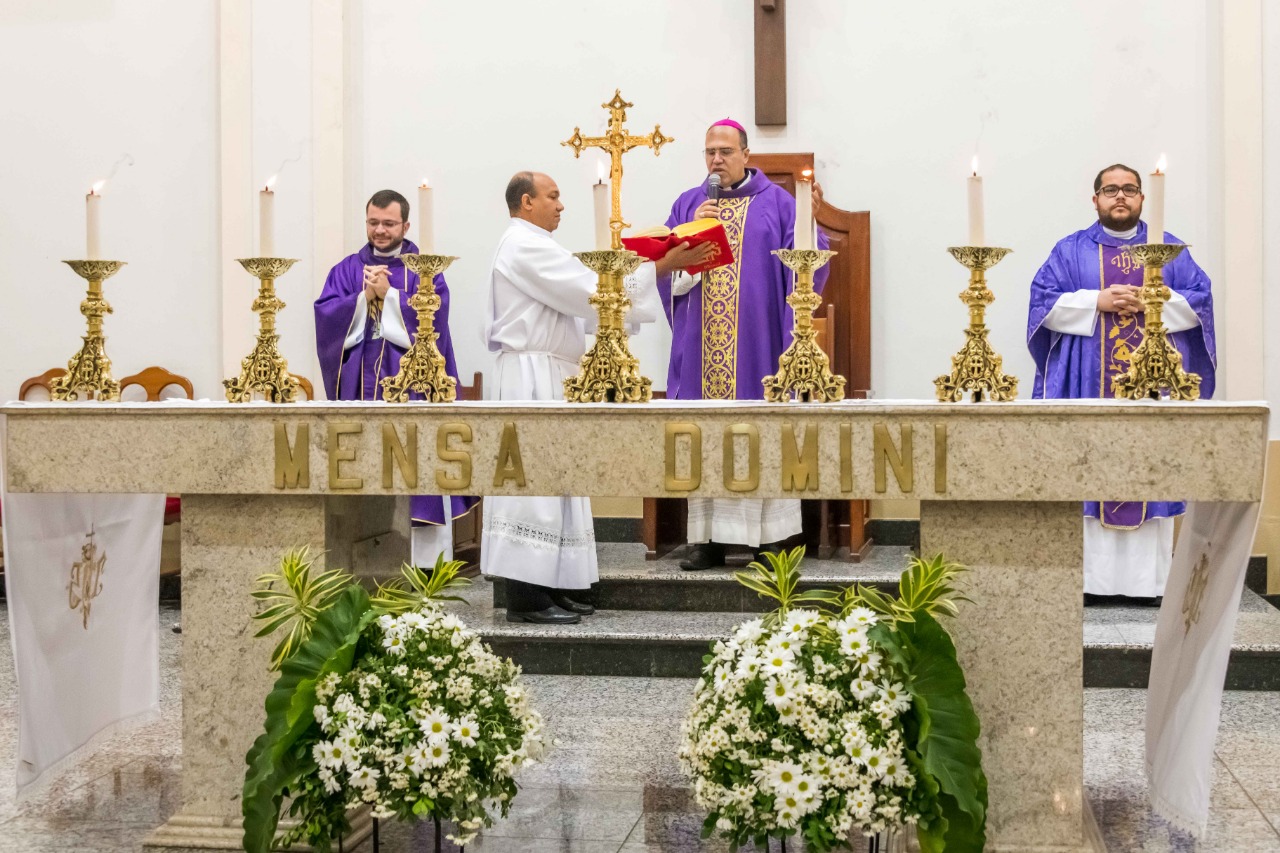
[1264,2,1280,436]
[356,0,1213,399]
[0,1,220,400]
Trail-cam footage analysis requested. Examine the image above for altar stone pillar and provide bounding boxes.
[920,500,1087,852]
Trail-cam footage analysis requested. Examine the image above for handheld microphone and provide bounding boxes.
[707,173,722,202]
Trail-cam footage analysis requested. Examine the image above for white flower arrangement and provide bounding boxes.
[243,553,545,852]
[680,548,988,852]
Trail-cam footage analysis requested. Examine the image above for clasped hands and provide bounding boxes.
[363,265,391,301]
[1098,285,1144,316]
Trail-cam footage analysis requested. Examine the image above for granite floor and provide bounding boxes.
[0,603,1279,851]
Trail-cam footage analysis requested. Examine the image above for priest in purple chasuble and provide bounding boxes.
[314,189,477,565]
[1028,164,1215,602]
[656,118,830,571]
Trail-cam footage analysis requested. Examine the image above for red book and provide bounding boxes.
[622,218,734,275]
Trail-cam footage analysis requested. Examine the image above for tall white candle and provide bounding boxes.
[967,156,985,246]
[259,175,276,257]
[593,161,610,250]
[417,180,434,253]
[794,169,815,251]
[86,181,104,260]
[1147,155,1166,245]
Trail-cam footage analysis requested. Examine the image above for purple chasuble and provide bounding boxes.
[314,239,477,526]
[657,168,830,400]
[1027,221,1216,527]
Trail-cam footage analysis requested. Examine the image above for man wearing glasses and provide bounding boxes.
[1027,164,1216,605]
[314,189,476,566]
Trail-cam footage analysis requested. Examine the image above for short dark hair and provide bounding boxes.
[707,124,749,150]
[1093,164,1142,194]
[366,189,409,221]
[505,171,537,214]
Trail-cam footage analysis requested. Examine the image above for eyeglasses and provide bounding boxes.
[704,148,740,159]
[1098,184,1142,199]
[366,219,404,230]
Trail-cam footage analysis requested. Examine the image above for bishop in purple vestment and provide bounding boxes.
[314,190,476,557]
[657,119,830,570]
[1027,164,1216,600]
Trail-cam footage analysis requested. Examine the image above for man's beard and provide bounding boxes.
[1100,205,1141,231]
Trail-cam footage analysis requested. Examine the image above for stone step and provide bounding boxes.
[451,563,1280,690]
[490,543,909,613]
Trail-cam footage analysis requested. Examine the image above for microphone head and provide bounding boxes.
[707,173,722,201]
[708,174,722,188]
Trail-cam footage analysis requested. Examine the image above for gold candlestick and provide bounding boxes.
[381,253,459,403]
[562,249,652,403]
[224,257,301,403]
[763,249,846,402]
[1111,243,1200,400]
[935,246,1018,402]
[560,90,670,402]
[52,260,127,401]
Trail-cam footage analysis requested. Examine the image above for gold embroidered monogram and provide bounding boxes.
[68,527,107,630]
[1182,550,1211,634]
[702,196,751,399]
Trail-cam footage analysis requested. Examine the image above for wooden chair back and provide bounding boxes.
[119,366,195,401]
[292,375,316,401]
[457,371,484,402]
[19,368,67,401]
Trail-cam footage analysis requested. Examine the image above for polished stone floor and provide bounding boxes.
[1,603,1278,851]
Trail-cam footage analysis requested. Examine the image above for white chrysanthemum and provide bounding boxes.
[846,606,879,627]
[850,677,877,701]
[318,766,341,794]
[735,652,763,680]
[761,647,797,676]
[863,746,887,778]
[881,756,912,788]
[453,716,478,748]
[880,681,911,714]
[332,693,357,715]
[419,709,451,740]
[382,631,407,656]
[313,704,331,728]
[313,740,347,769]
[763,760,805,795]
[734,618,765,645]
[853,650,883,677]
[764,675,800,709]
[349,765,381,790]
[425,740,451,767]
[377,614,395,630]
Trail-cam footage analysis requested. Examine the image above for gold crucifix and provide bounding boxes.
[562,90,673,249]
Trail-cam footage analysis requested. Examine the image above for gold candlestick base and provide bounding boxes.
[935,246,1018,403]
[382,254,459,403]
[224,257,301,403]
[763,249,846,403]
[1111,243,1201,400]
[563,249,652,403]
[52,260,127,401]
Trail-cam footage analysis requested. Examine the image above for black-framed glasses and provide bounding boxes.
[366,219,404,229]
[1098,184,1141,199]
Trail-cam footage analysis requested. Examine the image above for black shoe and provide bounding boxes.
[753,541,786,565]
[680,543,725,571]
[551,593,595,616]
[506,605,581,625]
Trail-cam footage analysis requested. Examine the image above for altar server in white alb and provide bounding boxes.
[483,171,702,623]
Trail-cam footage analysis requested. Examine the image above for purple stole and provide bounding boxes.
[1097,245,1148,529]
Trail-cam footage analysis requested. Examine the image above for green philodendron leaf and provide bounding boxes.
[872,613,987,853]
[242,584,371,853]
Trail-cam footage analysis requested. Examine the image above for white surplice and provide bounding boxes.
[481,217,661,589]
[1043,223,1198,598]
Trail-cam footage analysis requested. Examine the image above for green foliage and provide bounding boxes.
[838,553,970,626]
[733,545,840,627]
[871,613,988,853]
[370,553,471,613]
[242,585,373,853]
[251,547,352,670]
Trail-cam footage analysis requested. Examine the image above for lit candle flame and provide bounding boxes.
[91,180,106,195]
[264,174,278,191]
[971,155,980,177]
[421,177,429,188]
[801,168,814,180]
[596,161,606,183]
[1155,154,1167,175]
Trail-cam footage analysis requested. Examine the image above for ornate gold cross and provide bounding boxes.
[562,90,672,249]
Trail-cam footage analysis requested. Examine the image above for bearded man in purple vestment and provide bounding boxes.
[656,118,831,571]
[1028,164,1216,604]
[314,189,477,566]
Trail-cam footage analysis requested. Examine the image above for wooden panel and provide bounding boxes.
[754,0,787,126]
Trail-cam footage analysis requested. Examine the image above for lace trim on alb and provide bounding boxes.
[486,515,596,552]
